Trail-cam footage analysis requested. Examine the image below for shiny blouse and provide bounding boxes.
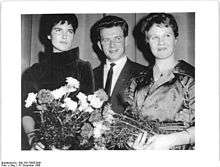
[126,60,195,127]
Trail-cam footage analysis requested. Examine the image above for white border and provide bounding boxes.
[1,1,219,167]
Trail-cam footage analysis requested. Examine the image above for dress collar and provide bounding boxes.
[45,47,79,67]
[153,60,177,80]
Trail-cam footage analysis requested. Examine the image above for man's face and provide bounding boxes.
[146,24,177,60]
[98,26,127,62]
[48,21,75,53]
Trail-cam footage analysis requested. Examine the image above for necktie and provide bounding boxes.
[104,63,115,96]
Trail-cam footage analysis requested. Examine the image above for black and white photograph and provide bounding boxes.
[1,1,219,167]
[21,13,195,151]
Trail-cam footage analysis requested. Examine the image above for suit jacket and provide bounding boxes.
[93,58,147,114]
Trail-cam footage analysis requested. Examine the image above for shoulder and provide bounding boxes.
[128,64,154,92]
[77,59,92,68]
[22,62,46,81]
[75,59,93,82]
[93,64,103,73]
[133,68,151,83]
[125,59,149,79]
[76,59,93,73]
[127,65,151,87]
[127,59,147,70]
[174,60,195,89]
[174,60,195,78]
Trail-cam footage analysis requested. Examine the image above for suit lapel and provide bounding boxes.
[111,59,132,97]
[95,64,104,90]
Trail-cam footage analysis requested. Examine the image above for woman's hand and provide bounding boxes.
[28,134,45,150]
[129,127,194,150]
[128,132,148,150]
[129,132,174,150]
[143,134,174,150]
[31,142,45,150]
[27,131,45,150]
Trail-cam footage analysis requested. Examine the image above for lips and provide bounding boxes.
[109,49,119,53]
[158,47,167,51]
[60,41,68,44]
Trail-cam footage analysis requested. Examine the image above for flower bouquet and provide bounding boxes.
[110,86,195,150]
[25,77,111,150]
[93,98,194,150]
[92,105,160,150]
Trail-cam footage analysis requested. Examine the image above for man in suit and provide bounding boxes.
[92,15,147,114]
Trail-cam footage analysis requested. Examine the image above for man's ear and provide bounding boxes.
[145,32,149,44]
[145,35,149,44]
[174,38,178,45]
[125,36,128,47]
[97,41,102,50]
[47,35,51,40]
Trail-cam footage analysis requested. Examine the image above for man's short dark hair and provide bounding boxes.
[92,15,129,42]
[141,13,179,39]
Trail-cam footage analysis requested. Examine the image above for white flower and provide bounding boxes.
[25,93,37,108]
[93,122,103,138]
[85,106,94,113]
[51,86,67,99]
[77,92,87,101]
[93,122,108,138]
[62,98,78,111]
[66,85,77,93]
[88,94,103,108]
[104,108,115,116]
[78,103,89,111]
[66,77,79,89]
[104,114,114,123]
[77,92,89,111]
[103,106,115,123]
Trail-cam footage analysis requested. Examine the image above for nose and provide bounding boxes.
[158,37,165,45]
[109,40,116,48]
[62,32,68,39]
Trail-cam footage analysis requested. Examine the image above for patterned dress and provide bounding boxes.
[125,60,195,149]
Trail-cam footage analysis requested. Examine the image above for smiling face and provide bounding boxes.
[146,23,177,60]
[98,26,127,62]
[48,21,75,53]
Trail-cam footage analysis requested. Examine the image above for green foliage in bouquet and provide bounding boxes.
[91,102,159,150]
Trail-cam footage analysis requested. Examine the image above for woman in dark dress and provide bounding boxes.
[22,14,94,150]
[126,13,195,150]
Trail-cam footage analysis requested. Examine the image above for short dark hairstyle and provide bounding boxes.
[39,14,78,50]
[92,15,129,42]
[41,14,78,37]
[141,13,179,39]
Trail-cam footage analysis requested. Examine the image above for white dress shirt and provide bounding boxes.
[103,56,127,96]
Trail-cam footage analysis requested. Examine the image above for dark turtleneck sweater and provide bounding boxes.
[22,47,94,117]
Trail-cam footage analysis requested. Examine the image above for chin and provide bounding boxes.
[155,53,171,59]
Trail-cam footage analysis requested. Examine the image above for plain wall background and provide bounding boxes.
[21,13,195,73]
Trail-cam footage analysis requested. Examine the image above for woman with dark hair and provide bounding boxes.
[22,14,94,150]
[126,13,195,150]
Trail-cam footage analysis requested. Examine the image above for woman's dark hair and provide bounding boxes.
[39,14,78,46]
[141,13,179,39]
[42,14,78,36]
[91,15,128,43]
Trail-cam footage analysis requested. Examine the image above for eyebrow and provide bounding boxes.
[52,27,74,30]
